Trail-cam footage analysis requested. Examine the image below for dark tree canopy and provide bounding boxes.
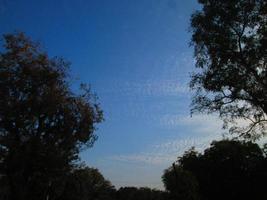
[116,187,168,200]
[59,166,115,200]
[165,140,267,200]
[0,33,103,200]
[162,164,199,200]
[190,0,267,139]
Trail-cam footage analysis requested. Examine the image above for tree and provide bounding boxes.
[0,33,103,200]
[116,187,168,200]
[59,166,116,200]
[162,164,199,200]
[169,140,267,200]
[190,0,267,139]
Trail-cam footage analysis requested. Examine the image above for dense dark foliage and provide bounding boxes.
[116,187,168,200]
[59,166,116,200]
[0,33,103,200]
[162,164,199,200]
[163,140,267,200]
[190,0,267,138]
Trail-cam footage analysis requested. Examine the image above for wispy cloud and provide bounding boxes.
[108,114,223,166]
[110,153,172,165]
[96,78,191,124]
[109,134,221,166]
[98,79,189,98]
[95,51,194,98]
[159,114,223,132]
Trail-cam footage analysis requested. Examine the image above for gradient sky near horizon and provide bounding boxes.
[1,0,225,189]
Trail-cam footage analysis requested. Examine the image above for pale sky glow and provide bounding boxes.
[1,0,227,189]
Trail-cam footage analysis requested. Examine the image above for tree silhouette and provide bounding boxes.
[165,140,267,200]
[162,164,199,200]
[190,0,267,139]
[0,33,103,200]
[116,187,168,200]
[59,166,116,200]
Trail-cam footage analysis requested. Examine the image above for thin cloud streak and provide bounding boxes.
[109,134,222,166]
[108,114,223,166]
[159,114,223,131]
[96,79,189,98]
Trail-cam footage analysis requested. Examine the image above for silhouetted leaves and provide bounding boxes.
[0,32,103,200]
[163,140,267,200]
[190,0,267,139]
[162,165,199,200]
[116,187,168,200]
[59,166,116,200]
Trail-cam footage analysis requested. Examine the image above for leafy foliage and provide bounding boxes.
[190,0,267,139]
[0,32,103,200]
[162,164,199,200]
[164,140,267,200]
[59,166,116,200]
[116,187,168,200]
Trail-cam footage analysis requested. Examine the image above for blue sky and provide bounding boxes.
[1,0,224,189]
